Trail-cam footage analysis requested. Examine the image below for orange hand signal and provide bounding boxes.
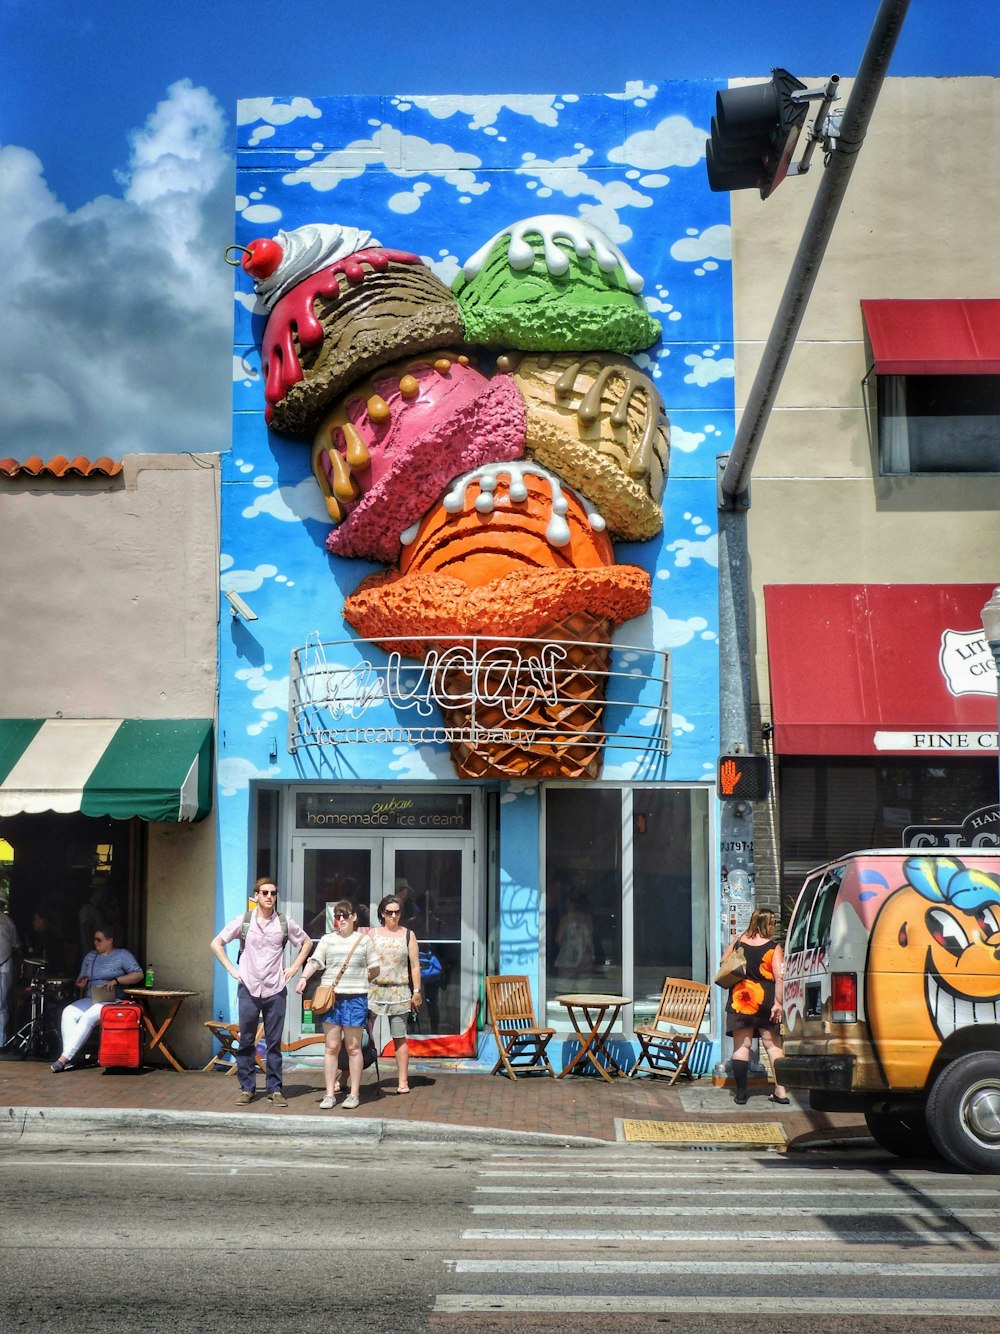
[719,758,742,796]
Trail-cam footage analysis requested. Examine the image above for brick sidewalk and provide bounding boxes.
[0,1052,866,1147]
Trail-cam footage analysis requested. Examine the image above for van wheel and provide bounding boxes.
[864,1107,938,1159]
[926,1053,1000,1174]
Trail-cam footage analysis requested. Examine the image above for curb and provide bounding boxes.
[1,1104,606,1150]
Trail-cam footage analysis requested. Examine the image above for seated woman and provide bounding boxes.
[50,925,144,1072]
[554,892,595,973]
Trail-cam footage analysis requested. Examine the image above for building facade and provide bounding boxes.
[221,84,730,1064]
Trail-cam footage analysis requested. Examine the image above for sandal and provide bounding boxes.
[768,1093,791,1105]
[50,1058,71,1073]
[393,1085,410,1095]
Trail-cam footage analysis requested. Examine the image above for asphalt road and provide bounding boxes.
[1,1136,999,1332]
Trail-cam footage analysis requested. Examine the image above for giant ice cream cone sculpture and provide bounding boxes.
[342,462,650,778]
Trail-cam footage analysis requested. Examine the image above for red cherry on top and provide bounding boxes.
[241,237,283,279]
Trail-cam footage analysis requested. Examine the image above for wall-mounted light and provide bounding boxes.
[225,589,258,622]
[269,737,278,764]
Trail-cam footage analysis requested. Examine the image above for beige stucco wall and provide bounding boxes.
[0,453,220,1063]
[729,76,1000,717]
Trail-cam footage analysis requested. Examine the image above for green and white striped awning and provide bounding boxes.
[0,719,213,823]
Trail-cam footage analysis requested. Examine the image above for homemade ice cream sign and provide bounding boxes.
[235,214,673,779]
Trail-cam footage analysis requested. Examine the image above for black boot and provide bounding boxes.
[732,1056,749,1105]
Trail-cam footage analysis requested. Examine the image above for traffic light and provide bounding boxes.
[718,754,771,801]
[707,69,809,198]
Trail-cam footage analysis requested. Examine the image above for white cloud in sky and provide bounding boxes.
[241,477,330,524]
[397,95,561,129]
[671,224,732,263]
[221,562,279,594]
[608,116,707,169]
[386,744,456,779]
[607,82,659,103]
[670,424,705,454]
[0,79,232,456]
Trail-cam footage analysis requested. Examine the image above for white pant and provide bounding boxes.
[61,999,108,1060]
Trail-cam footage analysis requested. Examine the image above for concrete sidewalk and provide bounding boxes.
[0,1052,869,1150]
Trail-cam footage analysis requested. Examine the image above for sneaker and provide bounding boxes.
[267,1091,288,1108]
[319,1094,336,1110]
[235,1089,255,1105]
[341,1093,360,1110]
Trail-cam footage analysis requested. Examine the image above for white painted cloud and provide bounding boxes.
[237,97,323,127]
[659,613,712,646]
[575,203,633,246]
[397,95,561,129]
[671,224,732,263]
[386,744,457,779]
[607,82,659,103]
[670,424,705,454]
[240,203,282,224]
[668,533,719,569]
[235,663,289,714]
[233,354,259,383]
[242,477,330,524]
[518,148,652,210]
[283,125,488,197]
[0,80,232,456]
[221,563,279,594]
[684,353,735,386]
[218,755,281,796]
[608,116,707,169]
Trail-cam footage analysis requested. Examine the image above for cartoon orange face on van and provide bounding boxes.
[866,856,1000,1088]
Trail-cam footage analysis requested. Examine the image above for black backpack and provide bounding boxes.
[238,909,288,958]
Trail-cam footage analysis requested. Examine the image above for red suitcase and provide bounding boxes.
[98,1001,144,1070]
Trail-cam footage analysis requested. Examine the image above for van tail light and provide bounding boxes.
[831,972,857,1023]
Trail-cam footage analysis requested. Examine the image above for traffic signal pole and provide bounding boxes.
[714,0,910,1081]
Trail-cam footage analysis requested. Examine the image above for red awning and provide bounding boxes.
[860,299,1000,375]
[858,296,1000,370]
[764,584,998,756]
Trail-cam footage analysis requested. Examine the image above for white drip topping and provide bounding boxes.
[460,214,644,294]
[255,223,379,310]
[398,460,608,550]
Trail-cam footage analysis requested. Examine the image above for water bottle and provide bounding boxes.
[144,965,154,988]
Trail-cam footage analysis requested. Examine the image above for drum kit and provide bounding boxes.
[5,956,70,1059]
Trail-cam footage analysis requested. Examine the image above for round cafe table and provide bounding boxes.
[124,989,198,1071]
[556,993,632,1081]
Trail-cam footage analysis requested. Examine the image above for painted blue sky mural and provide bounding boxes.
[220,86,726,807]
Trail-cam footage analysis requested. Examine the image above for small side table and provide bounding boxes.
[556,993,632,1082]
[124,989,198,1071]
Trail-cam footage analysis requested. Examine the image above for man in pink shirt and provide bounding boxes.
[211,877,312,1107]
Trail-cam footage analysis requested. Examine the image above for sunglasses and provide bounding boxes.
[383,908,401,917]
[257,888,277,897]
[332,912,351,921]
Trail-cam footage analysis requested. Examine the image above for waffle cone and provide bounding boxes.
[438,611,613,780]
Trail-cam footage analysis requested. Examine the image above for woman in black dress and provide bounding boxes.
[721,908,789,1106]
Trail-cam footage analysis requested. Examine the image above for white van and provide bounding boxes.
[775,849,1000,1173]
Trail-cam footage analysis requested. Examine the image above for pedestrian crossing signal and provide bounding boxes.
[718,754,770,801]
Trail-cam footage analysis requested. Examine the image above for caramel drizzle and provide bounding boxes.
[311,356,470,524]
[553,358,665,478]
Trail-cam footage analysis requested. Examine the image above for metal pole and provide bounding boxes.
[981,588,1000,802]
[720,0,911,503]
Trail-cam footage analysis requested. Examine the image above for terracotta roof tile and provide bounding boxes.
[0,455,123,478]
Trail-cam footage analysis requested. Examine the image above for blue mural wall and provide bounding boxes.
[220,84,731,1022]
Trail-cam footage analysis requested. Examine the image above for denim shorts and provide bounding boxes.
[321,993,368,1029]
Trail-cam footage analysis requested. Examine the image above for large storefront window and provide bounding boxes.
[779,757,998,914]
[0,812,140,983]
[543,786,710,1027]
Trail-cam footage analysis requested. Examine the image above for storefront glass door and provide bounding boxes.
[289,833,475,1041]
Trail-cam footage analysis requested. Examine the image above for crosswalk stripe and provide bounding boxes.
[450,1259,1000,1276]
[463,1227,1000,1243]
[470,1202,1000,1217]
[432,1296,1000,1316]
[474,1184,994,1198]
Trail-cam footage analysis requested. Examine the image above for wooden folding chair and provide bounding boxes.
[485,975,556,1080]
[627,977,710,1083]
[202,1019,265,1073]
